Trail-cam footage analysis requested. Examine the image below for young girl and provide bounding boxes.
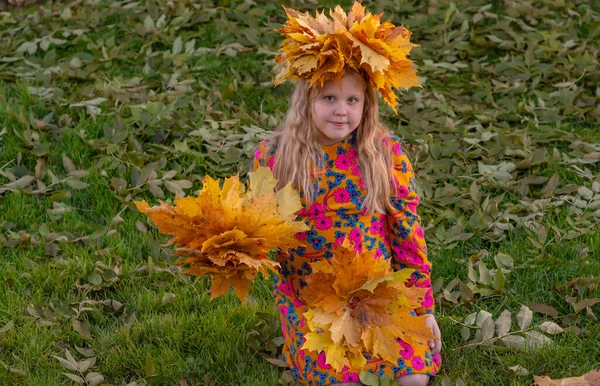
[249,3,441,385]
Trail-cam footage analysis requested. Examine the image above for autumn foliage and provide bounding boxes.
[534,370,600,386]
[274,1,421,113]
[134,167,309,302]
[300,240,436,371]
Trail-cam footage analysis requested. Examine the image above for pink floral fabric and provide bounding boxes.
[249,131,440,385]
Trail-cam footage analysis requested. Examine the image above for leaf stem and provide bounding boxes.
[451,325,538,351]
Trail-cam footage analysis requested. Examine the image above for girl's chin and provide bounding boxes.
[319,132,351,145]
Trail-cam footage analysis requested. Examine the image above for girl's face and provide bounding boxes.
[311,72,365,146]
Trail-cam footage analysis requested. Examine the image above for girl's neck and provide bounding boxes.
[319,129,357,147]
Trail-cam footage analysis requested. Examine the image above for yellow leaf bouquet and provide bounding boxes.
[300,240,435,371]
[134,167,309,302]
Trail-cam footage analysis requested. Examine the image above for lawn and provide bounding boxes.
[1,0,599,385]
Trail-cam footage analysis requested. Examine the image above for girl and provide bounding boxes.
[250,3,441,385]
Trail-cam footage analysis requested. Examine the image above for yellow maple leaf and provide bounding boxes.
[303,310,368,371]
[135,167,309,303]
[303,329,357,371]
[300,240,434,371]
[330,307,362,347]
[275,182,304,220]
[209,270,253,301]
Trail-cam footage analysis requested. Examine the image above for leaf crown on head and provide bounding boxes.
[274,1,421,114]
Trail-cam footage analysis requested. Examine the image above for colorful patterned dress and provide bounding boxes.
[249,131,441,384]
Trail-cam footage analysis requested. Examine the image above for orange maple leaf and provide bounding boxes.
[300,240,436,371]
[134,167,309,303]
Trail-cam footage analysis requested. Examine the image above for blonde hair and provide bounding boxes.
[266,70,395,213]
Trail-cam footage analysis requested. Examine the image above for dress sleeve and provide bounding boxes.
[248,140,272,173]
[386,137,434,315]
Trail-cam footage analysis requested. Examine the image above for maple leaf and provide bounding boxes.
[134,167,309,303]
[274,1,421,113]
[304,309,367,371]
[300,240,435,372]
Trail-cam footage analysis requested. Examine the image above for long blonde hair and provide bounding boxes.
[266,70,395,213]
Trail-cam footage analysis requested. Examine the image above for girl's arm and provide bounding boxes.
[386,137,434,315]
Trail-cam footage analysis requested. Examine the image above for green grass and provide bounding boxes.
[1,0,600,385]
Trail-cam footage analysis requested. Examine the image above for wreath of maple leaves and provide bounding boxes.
[274,1,421,113]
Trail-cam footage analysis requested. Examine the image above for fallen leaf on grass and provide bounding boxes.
[531,303,559,318]
[539,321,564,335]
[73,320,91,339]
[517,305,533,330]
[572,298,600,313]
[0,320,14,334]
[534,369,600,385]
[509,365,530,376]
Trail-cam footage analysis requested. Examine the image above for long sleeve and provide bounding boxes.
[249,141,268,173]
[386,137,434,315]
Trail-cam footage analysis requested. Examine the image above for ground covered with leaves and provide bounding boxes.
[1,0,599,385]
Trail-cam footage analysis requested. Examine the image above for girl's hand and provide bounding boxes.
[425,315,442,355]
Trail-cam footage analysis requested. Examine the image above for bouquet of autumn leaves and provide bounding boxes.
[135,167,435,372]
[300,240,436,371]
[134,167,309,302]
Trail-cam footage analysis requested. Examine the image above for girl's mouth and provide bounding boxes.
[331,122,347,127]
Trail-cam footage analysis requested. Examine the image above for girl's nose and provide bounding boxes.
[334,103,347,116]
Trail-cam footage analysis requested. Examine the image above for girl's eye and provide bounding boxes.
[348,98,358,103]
[324,96,334,101]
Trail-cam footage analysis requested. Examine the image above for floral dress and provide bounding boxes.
[249,131,441,385]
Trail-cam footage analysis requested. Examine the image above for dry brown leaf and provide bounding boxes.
[534,369,600,386]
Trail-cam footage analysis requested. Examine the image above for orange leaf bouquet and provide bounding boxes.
[300,240,435,371]
[134,167,309,302]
